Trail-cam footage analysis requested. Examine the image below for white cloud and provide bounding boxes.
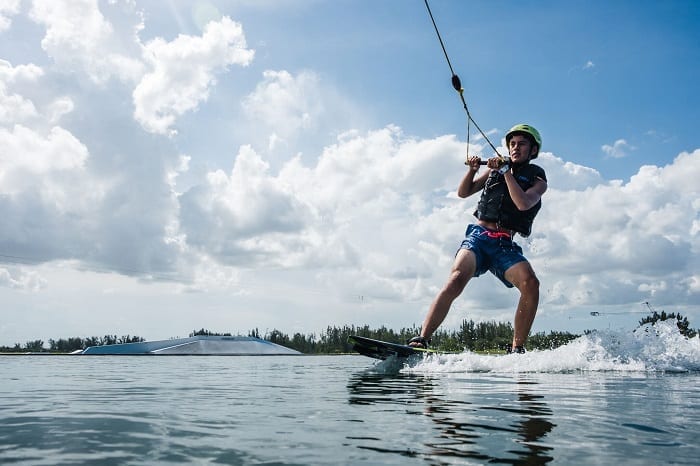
[0,125,87,177]
[179,144,315,267]
[45,96,74,124]
[2,126,699,341]
[29,0,144,84]
[238,69,366,167]
[173,127,699,329]
[533,149,700,309]
[0,59,44,124]
[242,69,323,138]
[534,152,604,190]
[0,266,46,291]
[0,59,44,83]
[0,3,253,284]
[28,2,255,136]
[602,138,635,158]
[167,129,686,318]
[0,0,20,32]
[0,123,112,267]
[0,59,76,127]
[133,16,254,135]
[0,86,38,123]
[0,125,102,220]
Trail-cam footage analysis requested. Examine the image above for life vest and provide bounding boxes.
[474,163,546,237]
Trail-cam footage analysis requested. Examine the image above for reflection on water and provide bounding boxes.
[498,381,555,463]
[347,371,555,464]
[2,355,697,465]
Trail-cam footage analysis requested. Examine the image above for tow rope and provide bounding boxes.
[423,0,504,161]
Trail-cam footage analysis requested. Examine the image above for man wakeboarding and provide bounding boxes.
[408,124,547,354]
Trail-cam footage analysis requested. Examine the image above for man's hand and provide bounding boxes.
[487,156,511,174]
[466,155,482,171]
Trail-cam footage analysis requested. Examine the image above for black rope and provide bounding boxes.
[423,0,503,159]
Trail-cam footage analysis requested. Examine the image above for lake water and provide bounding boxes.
[1,322,699,465]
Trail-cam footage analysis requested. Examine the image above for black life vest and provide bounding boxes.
[474,163,546,237]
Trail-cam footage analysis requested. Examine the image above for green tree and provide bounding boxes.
[639,310,697,338]
[25,340,45,352]
[189,328,231,337]
[49,337,86,352]
[528,331,580,349]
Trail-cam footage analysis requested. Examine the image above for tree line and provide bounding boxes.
[1,320,576,354]
[2,311,694,354]
[0,334,145,353]
[256,320,580,354]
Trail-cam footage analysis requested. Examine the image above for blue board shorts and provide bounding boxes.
[459,224,528,288]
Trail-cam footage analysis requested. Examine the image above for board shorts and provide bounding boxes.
[459,224,528,288]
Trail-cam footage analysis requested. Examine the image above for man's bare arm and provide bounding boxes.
[458,156,490,198]
[504,174,547,210]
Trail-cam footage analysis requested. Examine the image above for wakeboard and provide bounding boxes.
[349,335,439,360]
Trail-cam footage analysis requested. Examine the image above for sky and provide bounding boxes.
[0,0,698,347]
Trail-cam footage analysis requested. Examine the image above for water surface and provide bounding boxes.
[1,323,698,465]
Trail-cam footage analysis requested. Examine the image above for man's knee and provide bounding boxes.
[510,266,539,294]
[522,274,540,293]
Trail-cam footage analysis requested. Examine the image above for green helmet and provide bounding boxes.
[505,124,542,159]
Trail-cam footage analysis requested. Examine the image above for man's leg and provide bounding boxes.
[417,248,477,343]
[504,261,540,348]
